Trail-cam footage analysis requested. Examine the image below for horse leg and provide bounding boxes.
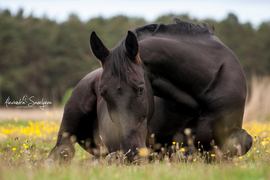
[220,128,252,157]
[76,113,98,155]
[48,131,75,164]
[48,106,98,163]
[193,115,214,152]
[212,107,252,156]
[194,107,253,158]
[151,79,199,110]
[48,83,98,163]
[48,106,87,163]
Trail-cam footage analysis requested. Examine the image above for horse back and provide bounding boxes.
[139,35,246,102]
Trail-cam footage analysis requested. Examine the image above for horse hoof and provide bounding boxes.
[222,129,253,157]
[48,145,75,164]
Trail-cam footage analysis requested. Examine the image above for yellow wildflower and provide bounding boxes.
[261,140,269,146]
[138,147,149,157]
[239,156,243,160]
[0,121,59,139]
[23,143,29,149]
[180,148,185,153]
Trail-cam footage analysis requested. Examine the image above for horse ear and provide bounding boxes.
[125,31,138,61]
[90,31,109,63]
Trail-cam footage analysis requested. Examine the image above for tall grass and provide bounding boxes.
[244,76,270,121]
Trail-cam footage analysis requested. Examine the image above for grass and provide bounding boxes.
[2,163,269,180]
[244,76,270,121]
[0,120,270,180]
[1,76,270,179]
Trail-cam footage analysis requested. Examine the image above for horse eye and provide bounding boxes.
[117,87,122,93]
[137,87,144,96]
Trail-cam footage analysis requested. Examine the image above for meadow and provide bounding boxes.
[0,78,270,180]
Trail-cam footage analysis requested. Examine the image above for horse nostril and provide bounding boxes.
[117,86,121,91]
[137,87,144,96]
[100,89,107,97]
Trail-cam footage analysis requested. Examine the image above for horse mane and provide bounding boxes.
[135,18,214,38]
[108,19,213,85]
[109,41,141,86]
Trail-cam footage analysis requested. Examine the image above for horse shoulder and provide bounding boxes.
[65,68,102,114]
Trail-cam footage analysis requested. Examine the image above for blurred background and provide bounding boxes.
[0,0,269,120]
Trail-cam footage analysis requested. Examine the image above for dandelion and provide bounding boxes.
[261,140,269,146]
[239,156,243,160]
[12,147,16,151]
[138,147,149,157]
[180,148,185,153]
[23,143,29,149]
[0,121,59,139]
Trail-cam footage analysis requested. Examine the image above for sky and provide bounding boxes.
[1,0,270,26]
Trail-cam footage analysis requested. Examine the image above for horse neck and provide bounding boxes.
[144,70,154,121]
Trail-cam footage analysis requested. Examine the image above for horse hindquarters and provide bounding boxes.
[196,62,252,156]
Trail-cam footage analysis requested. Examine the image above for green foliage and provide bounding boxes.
[1,163,269,180]
[0,10,270,105]
[61,88,73,106]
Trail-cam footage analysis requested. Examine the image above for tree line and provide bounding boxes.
[0,9,270,105]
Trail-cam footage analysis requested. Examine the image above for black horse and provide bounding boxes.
[48,20,252,162]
